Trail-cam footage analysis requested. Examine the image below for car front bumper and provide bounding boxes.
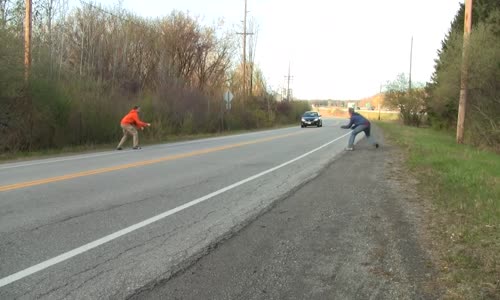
[301,120,320,126]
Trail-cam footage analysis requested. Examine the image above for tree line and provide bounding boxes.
[0,0,310,152]
[383,0,499,150]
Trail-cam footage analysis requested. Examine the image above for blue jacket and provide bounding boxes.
[345,113,370,129]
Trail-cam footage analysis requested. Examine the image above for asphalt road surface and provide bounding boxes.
[1,119,358,299]
[132,133,437,300]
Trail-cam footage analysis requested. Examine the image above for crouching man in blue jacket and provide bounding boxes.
[341,107,379,151]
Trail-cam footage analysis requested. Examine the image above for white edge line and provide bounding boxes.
[0,132,350,288]
[0,127,296,170]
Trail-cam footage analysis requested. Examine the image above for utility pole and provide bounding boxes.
[457,0,473,144]
[378,84,384,121]
[236,0,253,104]
[409,36,413,93]
[286,62,291,101]
[242,0,247,99]
[284,62,293,101]
[248,21,257,96]
[24,0,33,151]
[24,0,32,82]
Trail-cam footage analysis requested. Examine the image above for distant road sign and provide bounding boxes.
[223,90,233,103]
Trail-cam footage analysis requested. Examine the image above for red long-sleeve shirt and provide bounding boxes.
[120,109,148,129]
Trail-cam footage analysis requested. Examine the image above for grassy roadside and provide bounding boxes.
[378,122,500,299]
[361,111,400,121]
[0,124,295,163]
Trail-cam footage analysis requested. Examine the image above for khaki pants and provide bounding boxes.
[117,124,139,148]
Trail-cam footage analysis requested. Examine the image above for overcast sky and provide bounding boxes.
[70,0,462,100]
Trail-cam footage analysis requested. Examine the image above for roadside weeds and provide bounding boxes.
[378,122,500,300]
[0,125,295,163]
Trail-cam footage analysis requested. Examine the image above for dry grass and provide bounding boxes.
[314,107,399,121]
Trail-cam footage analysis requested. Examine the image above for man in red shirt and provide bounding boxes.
[116,106,151,150]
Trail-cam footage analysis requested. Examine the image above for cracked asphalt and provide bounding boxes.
[0,119,355,299]
[132,132,439,300]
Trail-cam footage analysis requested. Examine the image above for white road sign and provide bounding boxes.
[223,90,233,103]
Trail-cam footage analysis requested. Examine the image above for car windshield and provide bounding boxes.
[303,112,318,117]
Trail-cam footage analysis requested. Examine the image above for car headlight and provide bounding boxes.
[314,118,319,121]
[301,118,305,122]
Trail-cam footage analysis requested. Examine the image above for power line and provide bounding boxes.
[77,0,148,28]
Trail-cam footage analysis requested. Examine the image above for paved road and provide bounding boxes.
[0,119,355,299]
[132,135,437,300]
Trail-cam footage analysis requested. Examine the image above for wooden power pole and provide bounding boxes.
[457,0,473,144]
[237,0,253,103]
[285,62,292,101]
[378,84,384,121]
[24,0,32,81]
[409,36,413,92]
[243,0,247,98]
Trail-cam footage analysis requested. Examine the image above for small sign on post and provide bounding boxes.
[223,90,233,111]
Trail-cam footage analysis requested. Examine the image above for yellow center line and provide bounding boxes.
[0,131,305,192]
